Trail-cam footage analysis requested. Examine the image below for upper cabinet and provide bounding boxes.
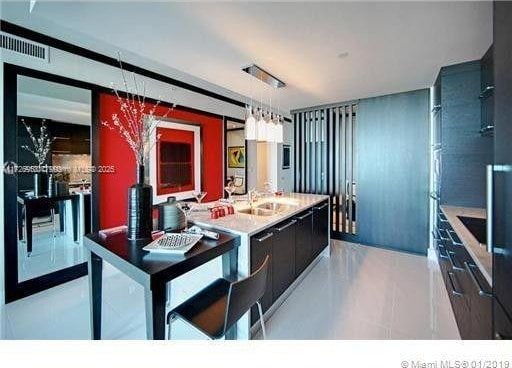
[435,60,493,209]
[479,45,494,136]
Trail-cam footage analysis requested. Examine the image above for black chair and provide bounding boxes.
[167,255,269,340]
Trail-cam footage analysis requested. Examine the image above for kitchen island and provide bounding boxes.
[188,192,331,339]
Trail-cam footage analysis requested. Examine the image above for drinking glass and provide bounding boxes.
[193,191,207,204]
[224,181,236,203]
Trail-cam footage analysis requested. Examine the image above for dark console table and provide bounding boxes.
[83,231,240,340]
[17,193,80,255]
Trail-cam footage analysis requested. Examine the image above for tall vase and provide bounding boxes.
[127,165,153,241]
[33,170,47,197]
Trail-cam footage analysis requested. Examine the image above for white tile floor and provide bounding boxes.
[18,217,86,282]
[0,240,460,340]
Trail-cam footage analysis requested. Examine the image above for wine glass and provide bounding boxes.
[224,181,236,203]
[193,191,207,204]
[180,202,193,231]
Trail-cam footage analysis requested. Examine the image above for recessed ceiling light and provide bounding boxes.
[337,52,349,59]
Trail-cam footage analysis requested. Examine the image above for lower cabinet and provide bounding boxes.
[294,210,313,277]
[249,201,329,326]
[494,299,512,340]
[272,219,297,300]
[436,221,492,339]
[312,201,329,258]
[250,230,274,324]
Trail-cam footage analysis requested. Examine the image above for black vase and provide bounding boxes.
[127,165,153,241]
[33,172,47,197]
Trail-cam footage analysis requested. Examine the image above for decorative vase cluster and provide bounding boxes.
[21,119,55,197]
[102,59,172,240]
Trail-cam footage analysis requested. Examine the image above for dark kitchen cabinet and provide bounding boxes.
[492,0,512,340]
[494,299,512,340]
[271,219,297,301]
[312,201,329,258]
[250,230,274,324]
[294,210,313,277]
[464,262,493,339]
[436,216,492,339]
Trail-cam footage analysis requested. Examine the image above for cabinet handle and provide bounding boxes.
[255,233,273,242]
[313,203,328,211]
[447,271,463,297]
[275,220,297,232]
[486,165,493,253]
[446,229,462,246]
[464,262,492,298]
[447,251,465,271]
[295,211,312,220]
[437,228,450,241]
[432,230,440,240]
[437,244,449,260]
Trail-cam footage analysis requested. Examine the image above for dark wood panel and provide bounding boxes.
[357,89,430,254]
[493,0,512,339]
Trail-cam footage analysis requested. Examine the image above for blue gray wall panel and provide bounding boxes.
[357,89,430,254]
[440,61,493,208]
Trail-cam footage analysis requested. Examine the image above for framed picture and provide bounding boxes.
[283,144,291,169]
[228,146,245,168]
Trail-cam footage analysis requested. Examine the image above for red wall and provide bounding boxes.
[98,93,223,229]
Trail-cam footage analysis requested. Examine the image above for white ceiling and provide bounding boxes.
[4,1,493,111]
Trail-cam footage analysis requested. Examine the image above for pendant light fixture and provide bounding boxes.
[256,107,267,142]
[245,105,256,140]
[242,64,286,142]
[275,114,284,144]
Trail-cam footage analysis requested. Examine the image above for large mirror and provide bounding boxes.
[5,71,93,298]
[224,119,247,195]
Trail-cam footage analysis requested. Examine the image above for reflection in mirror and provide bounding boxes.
[16,76,92,282]
[225,120,246,195]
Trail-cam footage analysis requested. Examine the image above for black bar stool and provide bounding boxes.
[167,255,269,340]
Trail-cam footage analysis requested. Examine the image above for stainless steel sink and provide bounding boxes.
[256,202,295,212]
[237,207,275,216]
[237,201,297,216]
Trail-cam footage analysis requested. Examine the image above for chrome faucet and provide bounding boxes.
[248,188,259,207]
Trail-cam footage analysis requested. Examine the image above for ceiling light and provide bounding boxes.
[245,106,256,140]
[256,109,267,142]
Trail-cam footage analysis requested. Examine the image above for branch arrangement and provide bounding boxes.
[102,56,174,166]
[21,119,54,167]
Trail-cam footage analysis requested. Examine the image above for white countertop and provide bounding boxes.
[190,193,329,236]
[440,205,492,286]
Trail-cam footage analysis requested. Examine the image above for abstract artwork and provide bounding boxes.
[228,146,245,168]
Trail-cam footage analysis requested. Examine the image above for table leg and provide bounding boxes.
[17,203,24,241]
[222,247,239,340]
[144,282,166,340]
[88,251,103,340]
[71,197,79,243]
[25,207,33,255]
[58,201,65,233]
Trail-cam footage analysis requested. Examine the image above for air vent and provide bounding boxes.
[0,31,49,62]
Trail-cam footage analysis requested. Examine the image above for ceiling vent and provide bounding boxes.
[0,31,49,62]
